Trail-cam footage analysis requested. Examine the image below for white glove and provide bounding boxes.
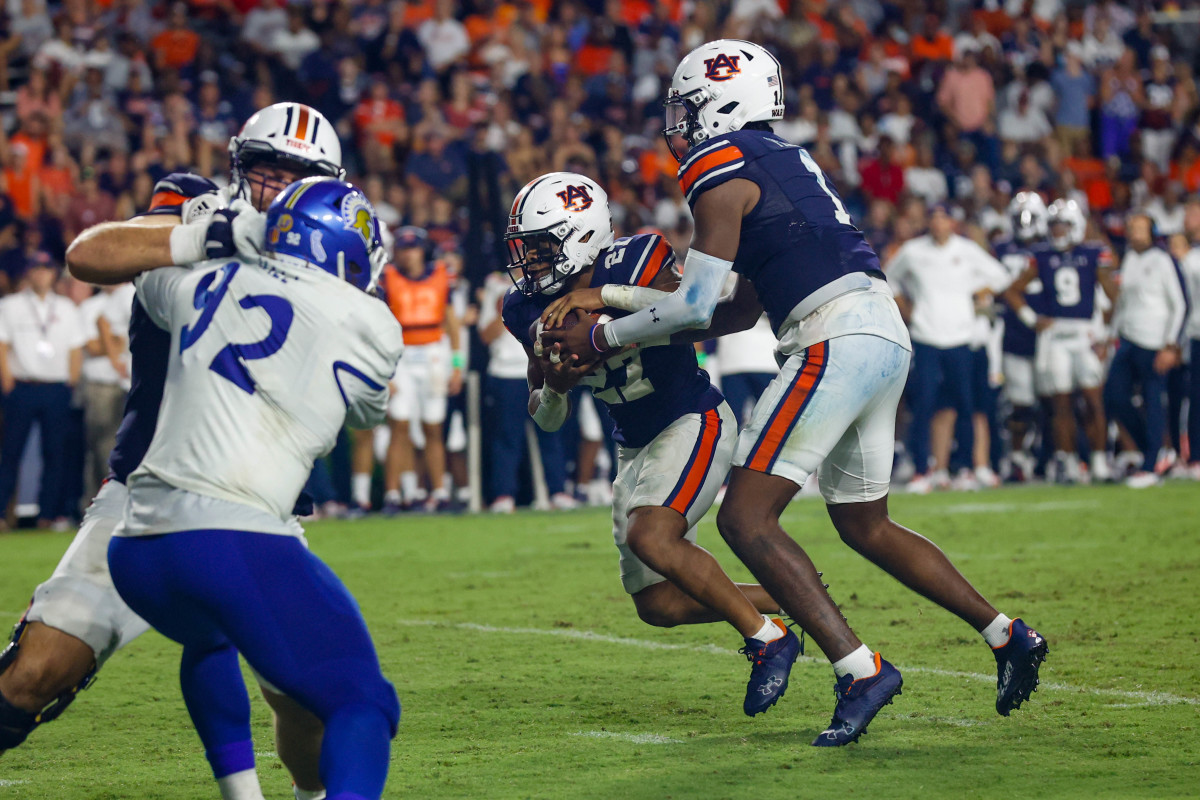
[179,191,227,225]
[228,198,267,262]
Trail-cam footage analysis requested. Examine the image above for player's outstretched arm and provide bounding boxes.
[543,179,759,356]
[66,215,180,285]
[670,274,763,344]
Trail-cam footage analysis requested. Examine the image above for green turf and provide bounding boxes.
[1,484,1198,799]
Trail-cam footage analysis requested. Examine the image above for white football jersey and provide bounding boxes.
[126,254,403,529]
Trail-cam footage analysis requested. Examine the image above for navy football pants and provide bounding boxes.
[907,343,974,475]
[108,529,399,800]
[1104,338,1166,473]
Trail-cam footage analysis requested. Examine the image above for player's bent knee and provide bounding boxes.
[631,589,681,628]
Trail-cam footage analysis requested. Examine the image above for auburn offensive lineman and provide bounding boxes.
[544,40,1048,745]
[503,172,802,717]
[2,104,342,800]
[1005,198,1118,483]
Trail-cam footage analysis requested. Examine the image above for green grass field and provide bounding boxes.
[1,483,1198,799]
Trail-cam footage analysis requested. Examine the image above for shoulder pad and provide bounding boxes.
[147,173,221,215]
[677,136,748,204]
[607,233,674,288]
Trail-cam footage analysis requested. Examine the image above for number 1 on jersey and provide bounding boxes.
[797,148,853,226]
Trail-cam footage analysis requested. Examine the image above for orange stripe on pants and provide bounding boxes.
[668,409,721,515]
[746,341,828,473]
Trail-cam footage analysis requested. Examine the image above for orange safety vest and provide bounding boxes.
[383,261,450,346]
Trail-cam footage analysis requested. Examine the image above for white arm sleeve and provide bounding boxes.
[601,250,733,348]
[531,386,568,432]
[600,283,671,312]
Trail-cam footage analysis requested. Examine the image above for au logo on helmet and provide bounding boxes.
[556,185,593,212]
[340,193,377,246]
[703,53,741,81]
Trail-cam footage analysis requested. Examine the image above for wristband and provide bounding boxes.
[1017,306,1037,328]
[696,351,708,369]
[451,352,465,369]
[590,323,609,353]
[169,222,207,266]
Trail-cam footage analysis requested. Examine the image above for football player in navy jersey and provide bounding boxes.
[1,104,341,800]
[995,192,1050,481]
[545,40,1047,745]
[1005,198,1118,483]
[504,172,803,718]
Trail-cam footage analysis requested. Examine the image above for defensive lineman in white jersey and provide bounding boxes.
[105,177,403,800]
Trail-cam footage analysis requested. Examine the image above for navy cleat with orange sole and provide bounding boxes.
[993,618,1048,716]
[811,652,902,747]
[740,620,801,716]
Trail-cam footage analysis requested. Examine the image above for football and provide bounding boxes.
[529,309,614,362]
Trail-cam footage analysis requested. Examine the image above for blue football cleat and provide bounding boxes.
[993,618,1048,716]
[740,621,801,716]
[811,652,902,747]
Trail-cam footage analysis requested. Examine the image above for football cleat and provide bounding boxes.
[740,621,801,716]
[811,653,902,747]
[993,619,1048,716]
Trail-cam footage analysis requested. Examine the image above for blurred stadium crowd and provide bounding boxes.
[2,0,1200,526]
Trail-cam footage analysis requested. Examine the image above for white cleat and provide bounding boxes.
[1125,471,1161,489]
[974,465,1000,488]
[906,474,933,495]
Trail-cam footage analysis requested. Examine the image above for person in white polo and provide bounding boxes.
[78,282,134,499]
[1104,213,1188,487]
[886,203,1011,492]
[0,252,87,529]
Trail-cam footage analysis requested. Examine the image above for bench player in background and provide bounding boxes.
[103,177,402,800]
[1005,198,1118,484]
[545,40,1048,745]
[506,172,802,718]
[994,192,1049,481]
[1,102,342,800]
[379,225,464,512]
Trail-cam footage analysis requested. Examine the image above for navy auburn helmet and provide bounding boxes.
[263,177,386,292]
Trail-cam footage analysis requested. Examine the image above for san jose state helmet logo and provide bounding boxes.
[555,184,593,212]
[703,53,741,81]
[340,193,377,246]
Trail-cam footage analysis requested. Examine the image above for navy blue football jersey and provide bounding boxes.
[994,238,1043,357]
[1029,241,1112,320]
[677,129,882,333]
[503,233,723,449]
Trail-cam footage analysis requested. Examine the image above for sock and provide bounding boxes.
[981,613,1014,648]
[352,474,371,508]
[400,471,419,503]
[383,489,401,505]
[431,486,450,501]
[832,645,877,680]
[455,486,470,502]
[294,786,326,800]
[216,768,264,800]
[748,616,782,643]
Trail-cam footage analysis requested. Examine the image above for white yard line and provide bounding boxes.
[938,500,1094,515]
[571,731,683,744]
[396,620,1199,708]
[0,781,30,788]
